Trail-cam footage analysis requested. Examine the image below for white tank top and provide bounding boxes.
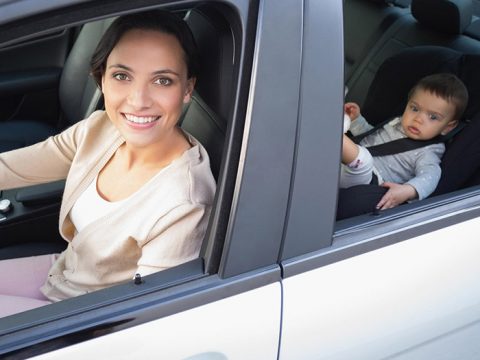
[70,176,127,232]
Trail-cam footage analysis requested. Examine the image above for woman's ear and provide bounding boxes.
[183,77,196,103]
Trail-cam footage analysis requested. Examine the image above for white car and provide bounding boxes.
[1,0,480,359]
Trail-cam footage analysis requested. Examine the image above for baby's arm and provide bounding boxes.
[406,147,443,200]
[377,147,443,209]
[345,104,374,136]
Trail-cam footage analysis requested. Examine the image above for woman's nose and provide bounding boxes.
[127,84,152,108]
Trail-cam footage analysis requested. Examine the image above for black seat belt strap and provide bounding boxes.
[355,120,466,157]
[366,137,442,156]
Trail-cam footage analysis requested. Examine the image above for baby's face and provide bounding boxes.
[401,89,457,140]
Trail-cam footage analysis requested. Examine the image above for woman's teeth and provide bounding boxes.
[124,114,159,124]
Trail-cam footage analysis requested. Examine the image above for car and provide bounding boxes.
[1,0,480,358]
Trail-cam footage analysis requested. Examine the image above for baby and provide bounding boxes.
[341,73,468,210]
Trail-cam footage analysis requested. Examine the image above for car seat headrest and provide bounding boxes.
[362,46,463,125]
[184,7,233,124]
[411,0,473,34]
[60,19,113,124]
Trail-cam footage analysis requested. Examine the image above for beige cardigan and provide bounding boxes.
[0,111,216,301]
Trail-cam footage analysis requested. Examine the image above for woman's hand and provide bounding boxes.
[344,102,361,121]
[376,182,417,210]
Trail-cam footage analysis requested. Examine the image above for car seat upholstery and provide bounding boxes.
[184,6,234,123]
[58,19,113,127]
[344,0,409,82]
[411,0,473,35]
[180,93,226,180]
[0,19,112,153]
[337,45,480,219]
[181,6,231,180]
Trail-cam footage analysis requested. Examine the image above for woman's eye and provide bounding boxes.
[155,78,172,86]
[113,73,129,81]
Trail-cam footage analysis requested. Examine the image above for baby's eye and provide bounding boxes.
[154,78,172,86]
[429,114,439,121]
[410,104,418,112]
[113,73,129,81]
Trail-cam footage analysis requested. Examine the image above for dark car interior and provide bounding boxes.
[0,3,239,263]
[337,0,480,222]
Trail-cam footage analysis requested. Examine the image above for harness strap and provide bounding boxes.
[366,136,443,157]
[351,119,465,157]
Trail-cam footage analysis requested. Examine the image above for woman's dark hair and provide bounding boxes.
[90,9,199,86]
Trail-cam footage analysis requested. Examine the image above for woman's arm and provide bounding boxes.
[0,120,84,190]
[135,203,211,276]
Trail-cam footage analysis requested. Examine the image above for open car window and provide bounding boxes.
[0,0,256,356]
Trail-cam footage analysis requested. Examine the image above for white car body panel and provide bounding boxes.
[280,217,480,359]
[32,283,281,360]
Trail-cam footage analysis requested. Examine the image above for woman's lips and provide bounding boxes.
[123,113,160,129]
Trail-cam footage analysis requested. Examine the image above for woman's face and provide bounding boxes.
[101,29,194,149]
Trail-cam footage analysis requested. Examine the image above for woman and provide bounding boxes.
[0,10,215,316]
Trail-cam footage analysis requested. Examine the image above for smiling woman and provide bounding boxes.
[0,10,215,315]
[98,29,195,201]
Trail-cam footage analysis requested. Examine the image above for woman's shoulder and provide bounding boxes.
[164,133,216,206]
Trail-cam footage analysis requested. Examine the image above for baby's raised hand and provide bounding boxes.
[344,102,360,121]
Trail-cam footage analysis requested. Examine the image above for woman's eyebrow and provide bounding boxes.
[107,64,132,71]
[152,69,181,77]
[107,64,180,78]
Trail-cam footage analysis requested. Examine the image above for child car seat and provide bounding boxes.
[337,45,480,219]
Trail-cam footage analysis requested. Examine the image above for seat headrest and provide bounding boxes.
[411,0,473,34]
[184,7,233,124]
[362,46,480,124]
[362,46,463,125]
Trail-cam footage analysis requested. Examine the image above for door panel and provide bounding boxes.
[31,283,282,360]
[0,182,65,259]
[0,29,71,125]
[280,217,480,359]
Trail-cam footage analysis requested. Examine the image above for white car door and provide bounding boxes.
[33,282,282,360]
[281,216,480,359]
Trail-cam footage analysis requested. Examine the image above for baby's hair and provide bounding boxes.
[408,73,468,120]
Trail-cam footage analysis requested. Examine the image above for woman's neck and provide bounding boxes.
[120,128,191,171]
